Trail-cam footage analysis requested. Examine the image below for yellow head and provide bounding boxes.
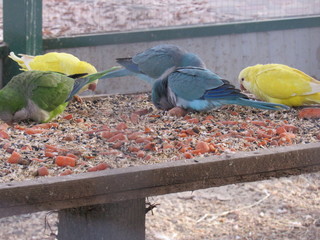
[74,61,97,75]
[238,64,262,92]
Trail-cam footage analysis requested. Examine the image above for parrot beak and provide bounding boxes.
[88,83,97,91]
[240,84,246,91]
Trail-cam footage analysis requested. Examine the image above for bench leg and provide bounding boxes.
[57,198,145,240]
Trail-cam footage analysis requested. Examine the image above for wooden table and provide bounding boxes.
[1,142,319,240]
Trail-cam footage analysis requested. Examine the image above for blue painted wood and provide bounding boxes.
[2,0,43,85]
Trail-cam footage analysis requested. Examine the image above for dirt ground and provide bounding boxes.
[0,171,319,240]
[146,172,320,240]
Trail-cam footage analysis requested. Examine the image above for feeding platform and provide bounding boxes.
[0,141,319,239]
[0,94,319,239]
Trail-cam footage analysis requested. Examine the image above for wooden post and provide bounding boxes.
[2,0,43,85]
[57,198,146,240]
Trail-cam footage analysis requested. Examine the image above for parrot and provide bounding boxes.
[0,67,118,123]
[100,44,206,85]
[151,67,290,112]
[9,52,98,96]
[238,64,320,107]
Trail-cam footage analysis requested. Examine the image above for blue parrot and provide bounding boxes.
[151,67,290,111]
[100,44,205,85]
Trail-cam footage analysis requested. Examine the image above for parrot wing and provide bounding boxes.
[29,72,74,113]
[10,51,97,75]
[30,67,119,122]
[168,67,225,101]
[131,44,187,79]
[29,52,82,74]
[255,66,320,99]
[31,66,119,113]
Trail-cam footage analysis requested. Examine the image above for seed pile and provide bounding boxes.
[0,93,319,183]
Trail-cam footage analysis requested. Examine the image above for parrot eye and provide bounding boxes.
[241,78,244,82]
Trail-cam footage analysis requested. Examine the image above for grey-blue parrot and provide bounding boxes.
[152,67,290,111]
[100,44,205,85]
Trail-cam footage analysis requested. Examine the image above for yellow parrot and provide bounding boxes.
[238,64,320,107]
[9,52,98,101]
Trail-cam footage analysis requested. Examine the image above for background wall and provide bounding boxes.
[47,27,320,95]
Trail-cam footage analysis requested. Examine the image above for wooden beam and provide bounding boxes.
[58,199,145,240]
[0,142,319,218]
[2,0,43,85]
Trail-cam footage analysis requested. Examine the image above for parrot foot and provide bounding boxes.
[168,107,188,117]
[88,83,97,91]
[73,95,83,103]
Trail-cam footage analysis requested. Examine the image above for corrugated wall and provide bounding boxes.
[46,27,320,96]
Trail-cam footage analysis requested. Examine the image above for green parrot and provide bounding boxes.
[0,67,119,123]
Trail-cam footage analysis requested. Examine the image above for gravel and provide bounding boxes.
[0,93,319,183]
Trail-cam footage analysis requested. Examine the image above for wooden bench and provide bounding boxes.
[1,142,319,240]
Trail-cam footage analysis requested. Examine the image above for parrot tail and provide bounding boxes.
[100,68,155,85]
[99,68,135,79]
[65,66,120,102]
[8,52,33,71]
[236,98,290,110]
[203,80,289,110]
[305,93,320,105]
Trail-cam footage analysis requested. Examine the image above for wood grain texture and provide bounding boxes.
[58,198,145,240]
[0,142,319,218]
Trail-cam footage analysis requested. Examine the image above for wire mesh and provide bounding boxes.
[42,0,320,38]
[0,0,319,40]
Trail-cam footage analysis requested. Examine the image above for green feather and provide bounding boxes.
[0,67,120,123]
[30,72,73,112]
[44,102,69,123]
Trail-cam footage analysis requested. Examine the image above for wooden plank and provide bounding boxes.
[0,142,319,218]
[58,198,145,240]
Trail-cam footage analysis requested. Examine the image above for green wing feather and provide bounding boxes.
[30,71,73,112]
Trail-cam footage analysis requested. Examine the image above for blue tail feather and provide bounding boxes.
[201,79,289,110]
[233,98,290,110]
[99,68,135,79]
[100,68,156,85]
